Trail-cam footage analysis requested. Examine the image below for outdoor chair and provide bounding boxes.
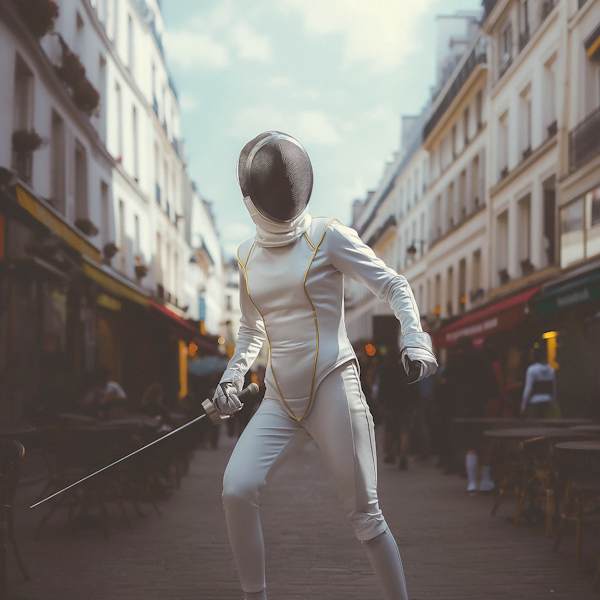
[0,439,30,600]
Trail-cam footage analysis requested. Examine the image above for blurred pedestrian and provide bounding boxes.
[81,367,127,419]
[520,344,556,418]
[445,337,497,492]
[140,383,173,429]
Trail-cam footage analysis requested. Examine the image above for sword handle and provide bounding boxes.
[201,383,260,425]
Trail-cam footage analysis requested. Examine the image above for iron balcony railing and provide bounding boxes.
[423,38,487,141]
[569,105,600,172]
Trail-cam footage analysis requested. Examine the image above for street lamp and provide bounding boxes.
[406,240,426,261]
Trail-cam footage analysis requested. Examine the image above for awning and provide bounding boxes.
[14,183,102,264]
[149,298,199,336]
[533,261,600,316]
[585,23,600,59]
[82,257,149,307]
[432,285,542,348]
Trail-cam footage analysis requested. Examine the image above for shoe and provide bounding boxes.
[479,479,495,492]
[466,481,477,492]
[399,458,408,471]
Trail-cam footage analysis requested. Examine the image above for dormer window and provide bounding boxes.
[500,20,513,75]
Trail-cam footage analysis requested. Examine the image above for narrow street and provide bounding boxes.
[8,429,600,600]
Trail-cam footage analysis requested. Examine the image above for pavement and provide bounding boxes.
[8,427,600,600]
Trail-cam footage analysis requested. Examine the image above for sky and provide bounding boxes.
[161,0,483,258]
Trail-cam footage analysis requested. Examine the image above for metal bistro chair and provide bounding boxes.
[552,441,600,573]
[515,433,598,536]
[0,440,30,600]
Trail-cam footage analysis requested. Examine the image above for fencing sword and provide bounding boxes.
[30,383,260,509]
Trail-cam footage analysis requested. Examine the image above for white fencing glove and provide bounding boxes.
[212,378,243,416]
[399,332,438,384]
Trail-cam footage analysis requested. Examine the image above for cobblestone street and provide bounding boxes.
[8,429,600,600]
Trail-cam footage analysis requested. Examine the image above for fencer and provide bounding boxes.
[213,131,438,600]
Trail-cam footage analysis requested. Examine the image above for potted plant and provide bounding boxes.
[13,0,59,38]
[135,264,149,279]
[103,242,119,262]
[12,129,45,153]
[75,218,99,237]
[72,78,100,117]
[55,47,86,86]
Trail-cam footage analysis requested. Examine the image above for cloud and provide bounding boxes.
[233,107,343,146]
[179,91,200,112]
[164,6,272,70]
[280,0,436,72]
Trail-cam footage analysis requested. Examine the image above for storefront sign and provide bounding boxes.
[536,280,600,315]
[15,185,102,264]
[83,260,148,307]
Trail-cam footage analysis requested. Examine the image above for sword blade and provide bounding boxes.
[30,412,208,509]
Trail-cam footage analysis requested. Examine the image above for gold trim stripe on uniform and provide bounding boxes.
[298,219,335,420]
[237,242,295,419]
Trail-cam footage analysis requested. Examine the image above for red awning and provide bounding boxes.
[431,285,542,349]
[148,299,219,353]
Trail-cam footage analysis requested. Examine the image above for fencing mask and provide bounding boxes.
[237,131,313,223]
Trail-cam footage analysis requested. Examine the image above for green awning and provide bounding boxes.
[534,267,600,316]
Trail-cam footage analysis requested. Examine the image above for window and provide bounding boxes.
[154,143,160,204]
[435,195,442,238]
[498,111,509,179]
[50,111,65,214]
[451,125,457,158]
[116,83,122,160]
[544,55,557,135]
[472,155,480,208]
[544,180,556,267]
[446,267,454,317]
[500,21,513,74]
[518,194,532,274]
[98,55,107,139]
[459,170,467,219]
[434,274,441,315]
[472,250,482,292]
[156,232,163,284]
[101,181,110,245]
[132,105,139,179]
[463,107,470,144]
[164,161,170,216]
[560,186,600,267]
[519,84,532,158]
[458,258,467,314]
[74,141,89,220]
[118,199,126,272]
[134,214,140,257]
[127,14,134,72]
[476,90,483,128]
[448,181,455,229]
[496,210,509,284]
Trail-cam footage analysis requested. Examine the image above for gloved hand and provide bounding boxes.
[212,381,243,416]
[402,358,423,385]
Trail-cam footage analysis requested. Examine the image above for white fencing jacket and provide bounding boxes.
[221,212,437,422]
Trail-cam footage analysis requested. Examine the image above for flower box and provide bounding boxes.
[13,0,59,38]
[12,129,44,153]
[75,218,99,237]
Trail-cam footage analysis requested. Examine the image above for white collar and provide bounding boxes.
[243,196,312,248]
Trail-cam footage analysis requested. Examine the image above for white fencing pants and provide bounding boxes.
[222,361,409,599]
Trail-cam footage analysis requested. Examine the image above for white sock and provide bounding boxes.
[244,590,266,600]
[363,528,409,600]
[466,454,478,489]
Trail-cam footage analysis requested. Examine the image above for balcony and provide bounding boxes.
[542,0,556,20]
[569,105,600,172]
[482,0,499,21]
[423,38,487,141]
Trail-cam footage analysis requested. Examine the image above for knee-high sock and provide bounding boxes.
[363,528,409,600]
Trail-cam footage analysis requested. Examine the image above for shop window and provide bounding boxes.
[559,188,600,268]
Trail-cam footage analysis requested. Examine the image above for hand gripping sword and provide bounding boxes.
[30,383,260,509]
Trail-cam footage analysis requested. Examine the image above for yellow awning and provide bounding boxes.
[82,259,149,307]
[15,184,102,264]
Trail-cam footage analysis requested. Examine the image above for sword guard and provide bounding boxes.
[202,398,230,425]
